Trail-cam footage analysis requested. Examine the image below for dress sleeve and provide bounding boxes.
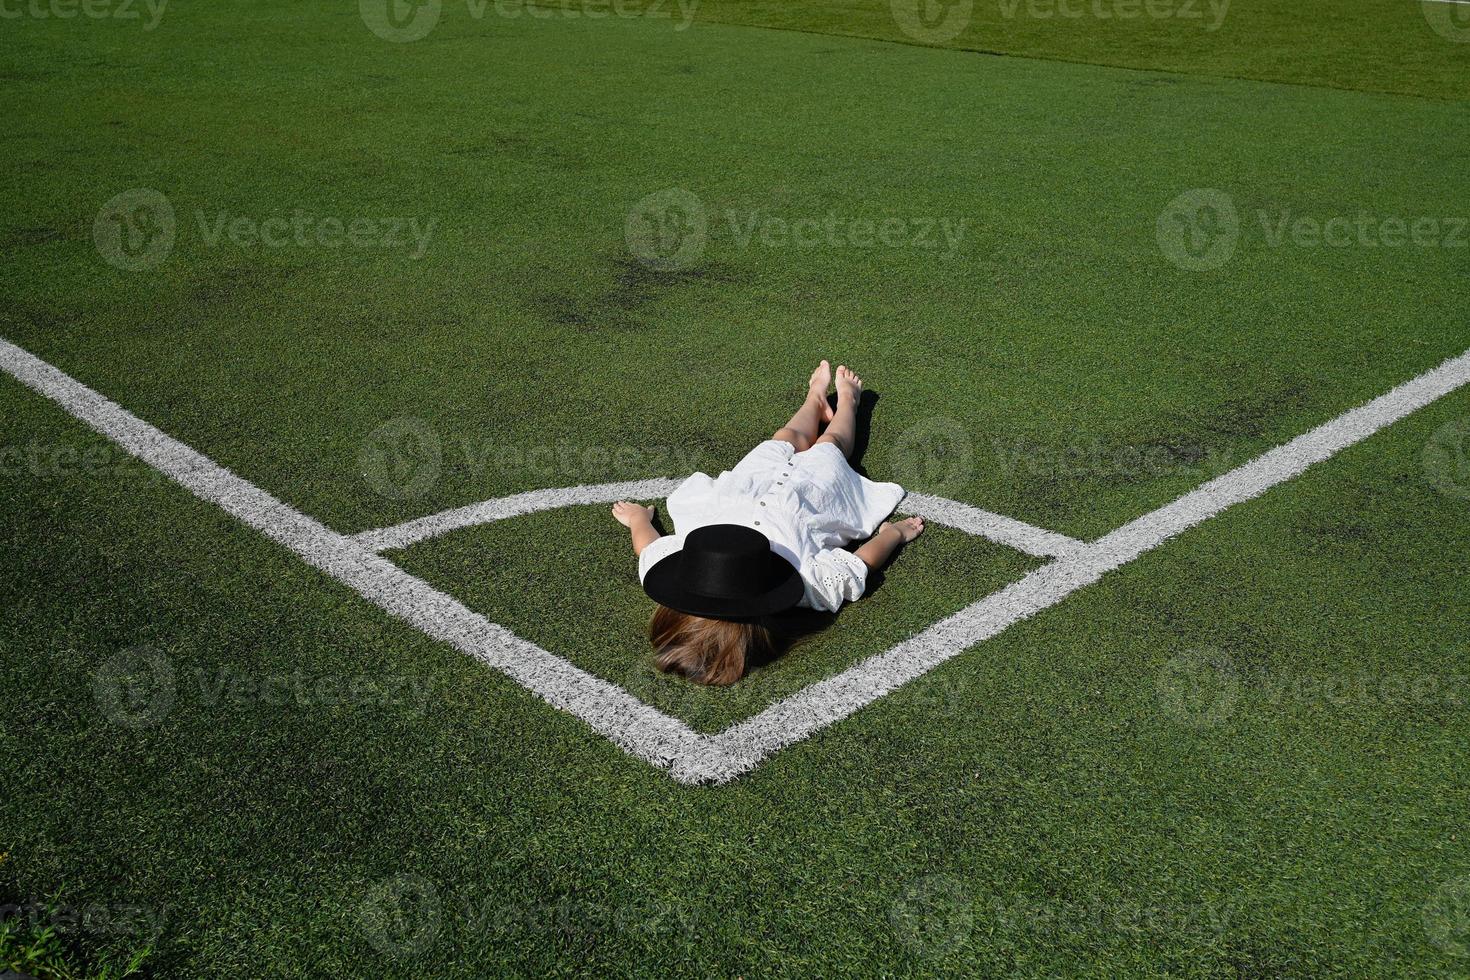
[638,534,684,583]
[800,548,869,613]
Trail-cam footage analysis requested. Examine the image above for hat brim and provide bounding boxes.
[642,550,804,621]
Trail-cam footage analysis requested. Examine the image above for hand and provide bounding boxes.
[890,516,925,543]
[612,501,655,528]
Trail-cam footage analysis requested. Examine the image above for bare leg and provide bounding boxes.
[772,360,833,452]
[814,364,862,459]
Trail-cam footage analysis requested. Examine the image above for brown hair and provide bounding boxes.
[648,605,776,686]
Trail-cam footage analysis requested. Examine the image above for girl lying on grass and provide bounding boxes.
[612,361,925,686]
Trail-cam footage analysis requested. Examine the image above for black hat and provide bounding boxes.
[642,524,803,620]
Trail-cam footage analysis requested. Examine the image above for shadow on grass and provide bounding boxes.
[825,388,880,477]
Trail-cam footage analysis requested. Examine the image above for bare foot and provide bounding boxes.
[835,365,863,405]
[808,359,835,423]
[612,501,654,528]
[891,515,925,542]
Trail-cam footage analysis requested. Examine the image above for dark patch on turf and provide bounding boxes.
[1000,375,1325,593]
[542,294,593,329]
[1019,380,1314,498]
[183,263,303,321]
[1212,628,1274,682]
[0,303,67,341]
[1135,381,1311,468]
[1202,382,1311,439]
[537,254,738,331]
[1299,515,1373,545]
[443,131,570,164]
[0,226,65,251]
[1291,483,1383,550]
[1136,592,1276,680]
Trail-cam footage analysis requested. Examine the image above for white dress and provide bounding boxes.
[637,440,906,613]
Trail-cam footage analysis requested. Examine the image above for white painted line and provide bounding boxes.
[898,491,1083,558]
[689,347,1470,783]
[5,336,1469,785]
[355,482,1083,559]
[0,338,707,774]
[352,478,685,552]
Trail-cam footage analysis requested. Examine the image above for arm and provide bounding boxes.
[854,516,925,571]
[612,501,661,556]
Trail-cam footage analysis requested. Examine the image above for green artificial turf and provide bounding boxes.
[2,2,1469,977]
[692,0,1470,101]
[3,4,1467,542]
